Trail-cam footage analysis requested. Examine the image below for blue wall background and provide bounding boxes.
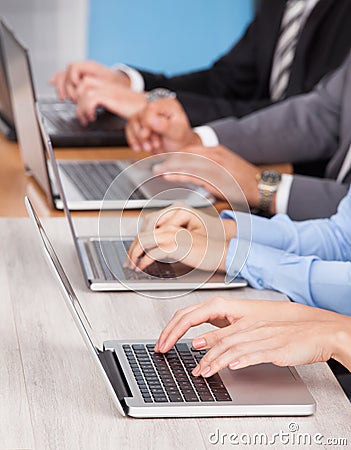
[88,0,253,75]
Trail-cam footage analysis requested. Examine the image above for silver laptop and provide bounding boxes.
[26,195,316,417]
[1,19,214,211]
[0,21,16,141]
[44,127,247,291]
[0,17,126,147]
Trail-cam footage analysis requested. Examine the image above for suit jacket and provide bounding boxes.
[207,51,351,221]
[138,0,351,126]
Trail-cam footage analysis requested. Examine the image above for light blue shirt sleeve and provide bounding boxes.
[226,239,351,315]
[221,187,351,315]
[221,187,351,261]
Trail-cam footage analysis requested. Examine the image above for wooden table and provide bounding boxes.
[0,133,292,217]
[0,217,350,450]
[4,134,348,449]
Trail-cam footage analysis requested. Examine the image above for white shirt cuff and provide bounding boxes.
[193,126,219,147]
[111,63,145,92]
[275,174,293,214]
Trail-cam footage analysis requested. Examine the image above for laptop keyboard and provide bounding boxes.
[123,343,231,403]
[60,161,145,201]
[92,239,176,281]
[42,106,125,133]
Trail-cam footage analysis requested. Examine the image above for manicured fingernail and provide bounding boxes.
[192,365,201,376]
[201,366,211,377]
[192,337,206,349]
[229,361,240,370]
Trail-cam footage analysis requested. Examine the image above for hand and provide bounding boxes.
[74,76,147,124]
[126,98,201,153]
[50,60,130,102]
[125,225,229,273]
[139,202,236,241]
[155,297,351,375]
[152,145,261,208]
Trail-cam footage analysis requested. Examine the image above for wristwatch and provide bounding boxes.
[146,88,176,103]
[257,169,282,212]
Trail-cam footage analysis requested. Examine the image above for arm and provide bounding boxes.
[140,16,260,98]
[227,239,351,315]
[208,54,349,165]
[286,175,350,220]
[136,12,275,124]
[223,186,351,260]
[155,297,351,375]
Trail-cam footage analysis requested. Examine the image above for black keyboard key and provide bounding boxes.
[199,394,215,402]
[169,395,184,402]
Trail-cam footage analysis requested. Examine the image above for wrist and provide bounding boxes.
[256,170,281,214]
[189,131,202,146]
[331,319,351,371]
[222,219,237,241]
[113,70,131,88]
[219,240,230,272]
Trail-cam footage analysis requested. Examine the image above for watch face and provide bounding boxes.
[261,170,282,185]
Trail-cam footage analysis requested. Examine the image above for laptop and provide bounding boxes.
[25,195,316,417]
[0,17,126,147]
[44,130,247,291]
[1,18,214,211]
[0,21,16,141]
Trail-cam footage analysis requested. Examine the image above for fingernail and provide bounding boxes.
[229,361,240,370]
[143,142,151,151]
[158,343,166,353]
[192,365,201,376]
[192,337,206,349]
[133,144,140,151]
[201,366,211,377]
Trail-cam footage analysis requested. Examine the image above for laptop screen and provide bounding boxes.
[0,22,15,128]
[1,20,53,204]
[25,195,126,416]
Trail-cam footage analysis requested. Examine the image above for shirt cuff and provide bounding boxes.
[111,63,145,92]
[193,126,219,147]
[227,238,314,298]
[275,174,293,214]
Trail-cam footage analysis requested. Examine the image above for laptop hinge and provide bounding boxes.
[97,349,133,402]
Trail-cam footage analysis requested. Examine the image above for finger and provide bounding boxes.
[76,76,101,99]
[196,337,278,377]
[126,116,146,152]
[76,97,98,125]
[137,247,171,271]
[125,236,148,269]
[155,302,203,352]
[156,297,230,353]
[52,72,68,101]
[125,122,141,152]
[150,132,162,152]
[141,107,171,135]
[228,346,280,371]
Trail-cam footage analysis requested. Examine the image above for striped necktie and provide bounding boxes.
[270,0,307,101]
[337,144,351,183]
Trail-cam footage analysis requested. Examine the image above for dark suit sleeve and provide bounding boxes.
[287,176,349,220]
[136,15,272,125]
[208,56,348,165]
